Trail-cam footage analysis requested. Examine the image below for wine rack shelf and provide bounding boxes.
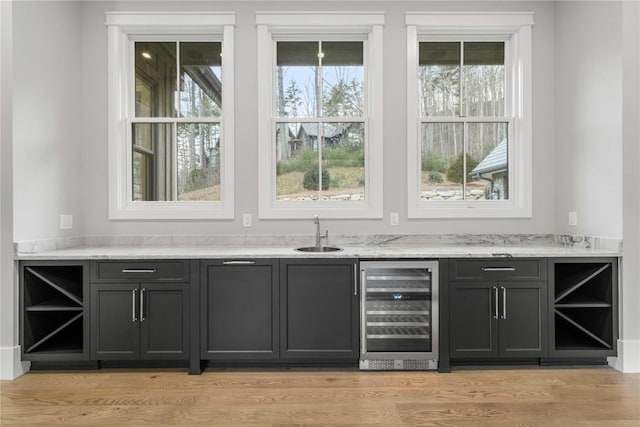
[20,262,89,361]
[549,258,617,358]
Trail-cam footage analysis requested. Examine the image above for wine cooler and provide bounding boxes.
[359,261,439,370]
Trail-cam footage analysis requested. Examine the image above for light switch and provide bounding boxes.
[390,212,399,226]
[243,213,252,227]
[568,211,578,226]
[60,214,73,230]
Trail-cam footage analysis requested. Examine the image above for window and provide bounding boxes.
[257,12,384,219]
[406,13,533,218]
[106,13,235,219]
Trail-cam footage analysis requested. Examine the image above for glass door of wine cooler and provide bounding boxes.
[360,261,438,366]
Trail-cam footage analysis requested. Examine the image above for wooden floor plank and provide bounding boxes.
[1,367,639,426]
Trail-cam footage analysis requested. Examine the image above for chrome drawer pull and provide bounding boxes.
[481,267,516,272]
[122,269,157,273]
[222,261,256,265]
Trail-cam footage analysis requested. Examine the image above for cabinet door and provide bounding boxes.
[201,261,279,360]
[90,283,140,359]
[449,282,499,358]
[140,283,189,360]
[280,260,358,360]
[499,282,547,357]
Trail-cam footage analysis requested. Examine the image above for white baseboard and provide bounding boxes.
[615,339,640,373]
[0,346,30,380]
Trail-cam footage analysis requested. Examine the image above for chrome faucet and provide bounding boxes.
[314,215,328,248]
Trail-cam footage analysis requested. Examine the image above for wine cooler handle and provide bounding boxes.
[501,287,507,319]
[132,289,137,322]
[493,286,499,319]
[360,270,366,297]
[140,288,146,322]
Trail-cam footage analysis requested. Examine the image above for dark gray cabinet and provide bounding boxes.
[90,261,191,361]
[199,258,358,365]
[449,259,548,359]
[280,259,359,360]
[201,260,279,360]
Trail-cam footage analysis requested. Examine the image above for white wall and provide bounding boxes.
[1,0,15,379]
[1,0,28,380]
[13,0,83,241]
[620,0,640,373]
[554,1,623,238]
[69,0,556,238]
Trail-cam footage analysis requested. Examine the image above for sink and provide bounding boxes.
[296,246,342,253]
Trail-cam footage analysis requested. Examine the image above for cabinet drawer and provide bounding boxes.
[450,259,546,281]
[92,261,189,282]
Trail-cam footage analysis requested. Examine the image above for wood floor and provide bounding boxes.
[1,367,639,426]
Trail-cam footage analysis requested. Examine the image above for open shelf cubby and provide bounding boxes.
[550,259,617,357]
[23,311,84,354]
[554,308,613,350]
[21,263,88,360]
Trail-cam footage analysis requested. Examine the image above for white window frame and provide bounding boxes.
[256,12,384,219]
[406,12,533,218]
[106,12,235,220]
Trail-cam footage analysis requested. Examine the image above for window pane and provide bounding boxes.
[132,123,172,201]
[180,42,222,118]
[133,123,153,151]
[135,78,153,118]
[275,122,321,200]
[135,42,177,117]
[419,42,460,117]
[177,123,221,201]
[322,122,365,201]
[467,123,508,200]
[322,42,364,118]
[132,151,150,201]
[421,122,464,200]
[463,42,505,117]
[277,42,319,118]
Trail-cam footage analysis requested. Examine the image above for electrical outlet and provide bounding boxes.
[390,212,399,226]
[568,211,578,226]
[243,213,252,227]
[59,214,73,230]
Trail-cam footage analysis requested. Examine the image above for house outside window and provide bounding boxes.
[106,13,235,219]
[406,13,534,218]
[257,12,384,219]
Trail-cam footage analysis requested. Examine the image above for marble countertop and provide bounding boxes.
[15,244,621,260]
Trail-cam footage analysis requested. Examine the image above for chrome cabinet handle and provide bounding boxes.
[140,288,146,322]
[132,289,137,322]
[122,269,157,273]
[501,287,507,319]
[482,267,515,272]
[222,260,256,265]
[353,264,358,296]
[493,286,499,319]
